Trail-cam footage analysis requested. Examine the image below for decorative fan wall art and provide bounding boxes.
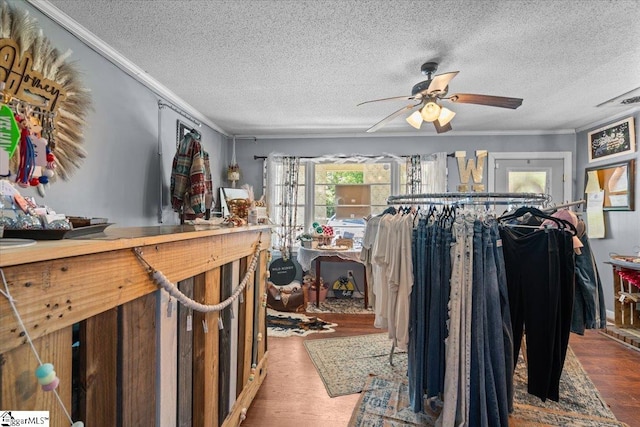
[0,2,91,188]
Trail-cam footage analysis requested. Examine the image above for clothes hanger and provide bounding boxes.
[498,206,576,235]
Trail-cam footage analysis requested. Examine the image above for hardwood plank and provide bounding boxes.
[219,263,233,423]
[119,293,157,426]
[228,260,240,408]
[0,327,73,426]
[256,251,267,363]
[0,225,271,267]
[192,269,221,427]
[242,256,256,388]
[177,278,194,427]
[243,315,640,427]
[0,230,269,354]
[236,257,248,399]
[78,308,117,426]
[157,288,178,427]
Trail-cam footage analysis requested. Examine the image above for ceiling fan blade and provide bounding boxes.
[357,94,419,106]
[449,93,523,109]
[427,71,459,94]
[433,119,452,134]
[366,103,421,133]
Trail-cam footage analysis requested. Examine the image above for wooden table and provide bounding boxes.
[297,247,368,308]
[609,256,640,328]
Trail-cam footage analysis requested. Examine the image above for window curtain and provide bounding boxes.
[266,153,300,259]
[406,152,447,194]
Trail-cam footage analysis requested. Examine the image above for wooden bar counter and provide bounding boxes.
[0,225,271,427]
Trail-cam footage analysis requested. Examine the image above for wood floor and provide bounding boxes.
[243,313,640,427]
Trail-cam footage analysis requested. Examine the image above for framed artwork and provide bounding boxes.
[176,120,201,149]
[588,117,636,162]
[584,159,635,211]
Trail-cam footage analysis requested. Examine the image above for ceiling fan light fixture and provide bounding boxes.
[420,101,441,122]
[437,107,456,126]
[406,111,423,129]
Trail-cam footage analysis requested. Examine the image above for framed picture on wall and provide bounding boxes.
[588,117,636,163]
[584,159,635,211]
[176,120,201,149]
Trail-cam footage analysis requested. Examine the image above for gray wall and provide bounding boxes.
[11,1,228,227]
[15,2,636,314]
[575,111,640,313]
[235,133,577,199]
[238,133,577,294]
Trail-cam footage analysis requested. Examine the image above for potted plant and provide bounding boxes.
[296,233,313,248]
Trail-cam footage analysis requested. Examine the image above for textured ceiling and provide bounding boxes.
[46,0,640,137]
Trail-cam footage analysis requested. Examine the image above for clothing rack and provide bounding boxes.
[543,199,585,212]
[385,191,551,367]
[386,192,551,206]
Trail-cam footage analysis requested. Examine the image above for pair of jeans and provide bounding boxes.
[409,219,428,412]
[439,215,474,426]
[490,223,514,413]
[482,220,510,426]
[500,226,575,402]
[469,220,488,426]
[572,233,607,334]
[426,223,452,401]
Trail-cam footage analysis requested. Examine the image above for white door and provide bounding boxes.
[488,152,572,206]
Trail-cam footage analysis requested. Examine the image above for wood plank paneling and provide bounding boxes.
[0,327,73,426]
[242,255,255,388]
[78,308,117,426]
[219,263,233,425]
[192,269,220,427]
[177,278,194,427]
[236,257,248,398]
[0,230,269,354]
[256,251,267,363]
[157,289,178,427]
[119,293,157,426]
[228,260,240,410]
[0,228,270,427]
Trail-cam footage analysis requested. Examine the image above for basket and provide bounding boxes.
[313,235,333,246]
[335,238,353,249]
[226,198,250,219]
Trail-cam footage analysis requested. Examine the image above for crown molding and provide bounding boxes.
[575,107,640,133]
[238,128,576,140]
[25,0,230,137]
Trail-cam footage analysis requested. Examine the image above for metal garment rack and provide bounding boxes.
[384,192,551,366]
[386,192,551,207]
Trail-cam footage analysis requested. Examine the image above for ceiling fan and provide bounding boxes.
[358,61,523,133]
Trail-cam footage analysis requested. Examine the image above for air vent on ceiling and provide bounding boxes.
[597,87,640,107]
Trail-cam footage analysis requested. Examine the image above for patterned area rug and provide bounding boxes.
[343,335,627,426]
[267,308,337,337]
[305,297,373,314]
[304,333,408,397]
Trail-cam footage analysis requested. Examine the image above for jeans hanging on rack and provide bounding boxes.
[491,224,514,413]
[426,223,453,403]
[439,215,474,426]
[409,219,429,412]
[572,233,607,334]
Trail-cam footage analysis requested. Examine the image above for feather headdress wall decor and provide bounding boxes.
[0,1,91,183]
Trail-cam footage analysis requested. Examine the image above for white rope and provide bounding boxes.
[135,237,262,313]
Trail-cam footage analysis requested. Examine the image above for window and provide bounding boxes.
[313,162,392,241]
[265,157,305,254]
[264,153,447,251]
